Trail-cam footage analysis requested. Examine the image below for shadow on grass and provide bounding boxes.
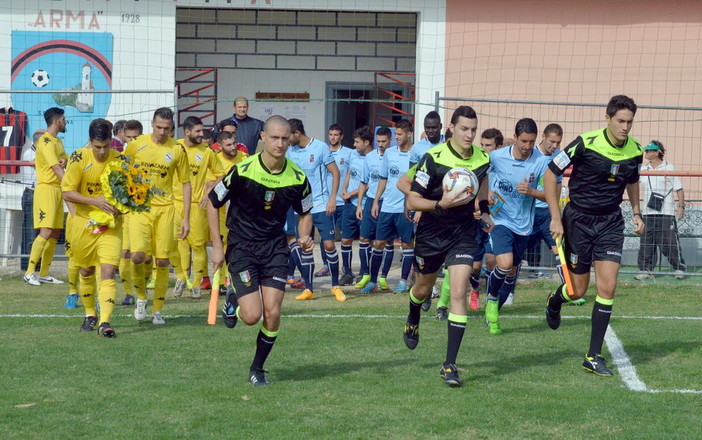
[274,356,415,382]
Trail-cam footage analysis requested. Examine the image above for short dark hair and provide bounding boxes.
[113,120,126,135]
[650,139,665,159]
[424,111,441,123]
[88,118,113,142]
[217,131,235,144]
[606,95,637,117]
[450,106,477,125]
[202,129,214,141]
[183,116,203,132]
[376,127,392,138]
[44,107,64,126]
[218,119,237,132]
[328,123,343,134]
[124,120,143,134]
[288,118,305,135]
[353,126,374,143]
[153,107,174,122]
[395,119,413,132]
[515,118,538,136]
[481,128,504,147]
[543,123,563,137]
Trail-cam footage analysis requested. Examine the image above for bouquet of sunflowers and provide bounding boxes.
[86,159,163,234]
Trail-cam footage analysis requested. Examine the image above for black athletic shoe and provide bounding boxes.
[97,322,115,338]
[222,300,238,329]
[440,363,462,387]
[80,315,98,332]
[436,306,448,321]
[545,292,562,330]
[249,368,271,387]
[582,355,614,376]
[403,322,419,350]
[339,272,355,286]
[421,297,432,312]
[218,285,227,296]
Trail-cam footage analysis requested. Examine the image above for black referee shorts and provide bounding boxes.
[226,235,289,298]
[414,220,478,274]
[562,204,625,275]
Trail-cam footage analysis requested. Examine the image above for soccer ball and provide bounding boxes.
[31,69,50,88]
[443,167,479,200]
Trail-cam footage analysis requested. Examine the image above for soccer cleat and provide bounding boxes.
[295,289,314,300]
[338,272,355,286]
[488,321,502,335]
[469,289,480,310]
[291,279,305,289]
[394,279,408,294]
[191,286,202,299]
[331,286,347,302]
[431,285,440,299]
[249,368,271,387]
[173,279,186,298]
[421,297,432,312]
[503,292,515,306]
[436,306,448,321]
[354,275,371,289]
[80,315,98,332]
[569,298,586,306]
[146,278,155,290]
[134,299,148,321]
[152,312,166,325]
[97,322,116,338]
[200,276,212,290]
[314,265,330,277]
[360,281,378,293]
[528,270,545,279]
[24,272,41,286]
[38,275,64,284]
[582,355,614,376]
[378,277,390,291]
[403,322,419,350]
[222,301,238,328]
[218,285,227,296]
[64,293,79,309]
[121,294,135,306]
[675,270,685,279]
[440,363,462,388]
[634,271,654,281]
[485,300,500,334]
[286,277,296,285]
[185,278,194,290]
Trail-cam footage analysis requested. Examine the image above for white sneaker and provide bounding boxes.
[675,270,685,279]
[634,271,654,280]
[173,279,186,298]
[152,312,166,325]
[503,292,514,306]
[38,275,65,284]
[191,286,202,299]
[431,285,440,299]
[134,299,148,321]
[23,272,41,286]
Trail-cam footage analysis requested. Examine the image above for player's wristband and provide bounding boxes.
[633,213,643,219]
[435,200,442,212]
[479,200,490,215]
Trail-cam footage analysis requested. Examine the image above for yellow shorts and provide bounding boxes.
[34,183,64,229]
[68,215,123,268]
[174,203,209,247]
[121,212,131,251]
[129,205,175,259]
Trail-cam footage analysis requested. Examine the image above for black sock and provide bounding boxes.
[445,318,467,365]
[251,330,277,371]
[588,299,612,358]
[408,290,423,326]
[469,273,480,291]
[548,283,569,311]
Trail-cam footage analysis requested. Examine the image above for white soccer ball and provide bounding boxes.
[31,69,50,88]
[442,167,479,200]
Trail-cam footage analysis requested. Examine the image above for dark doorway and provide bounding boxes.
[326,84,373,148]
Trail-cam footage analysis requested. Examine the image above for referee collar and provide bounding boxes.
[258,152,287,175]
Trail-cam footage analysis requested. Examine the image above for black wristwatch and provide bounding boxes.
[435,200,442,212]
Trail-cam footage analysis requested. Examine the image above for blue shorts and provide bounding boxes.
[312,212,336,242]
[360,198,379,240]
[341,202,360,240]
[376,212,413,243]
[489,224,529,264]
[474,224,489,261]
[331,205,343,233]
[527,207,556,249]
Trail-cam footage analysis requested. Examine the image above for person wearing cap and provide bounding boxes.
[634,140,686,280]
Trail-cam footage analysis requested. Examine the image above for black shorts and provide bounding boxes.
[414,220,478,274]
[562,204,624,275]
[226,235,289,297]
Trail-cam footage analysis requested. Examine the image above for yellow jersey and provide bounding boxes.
[61,146,122,219]
[124,134,190,207]
[208,150,248,180]
[173,139,224,203]
[35,132,68,186]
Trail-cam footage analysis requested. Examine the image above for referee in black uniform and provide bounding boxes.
[207,115,313,387]
[543,95,645,376]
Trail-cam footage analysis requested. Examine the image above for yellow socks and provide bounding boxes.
[98,279,117,324]
[26,236,47,275]
[80,273,97,317]
[38,238,57,277]
[131,261,147,300]
[119,258,132,295]
[192,245,207,288]
[153,266,169,313]
[67,260,80,295]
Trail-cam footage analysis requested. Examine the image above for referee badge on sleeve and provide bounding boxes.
[213,181,229,202]
[552,150,570,171]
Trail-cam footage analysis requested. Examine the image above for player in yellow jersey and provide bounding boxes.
[62,119,123,337]
[24,107,68,288]
[171,116,224,299]
[124,108,191,325]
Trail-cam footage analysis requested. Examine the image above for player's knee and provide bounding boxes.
[131,253,146,264]
[156,258,169,268]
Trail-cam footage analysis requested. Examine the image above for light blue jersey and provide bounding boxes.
[327,145,353,205]
[532,146,563,209]
[345,150,367,207]
[361,149,386,202]
[409,135,445,165]
[379,146,411,214]
[286,138,335,214]
[489,145,550,235]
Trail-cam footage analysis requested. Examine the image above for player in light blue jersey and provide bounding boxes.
[409,111,444,166]
[284,119,346,302]
[340,126,374,286]
[484,118,550,335]
[355,127,392,291]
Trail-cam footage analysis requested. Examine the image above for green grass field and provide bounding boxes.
[1,273,700,440]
